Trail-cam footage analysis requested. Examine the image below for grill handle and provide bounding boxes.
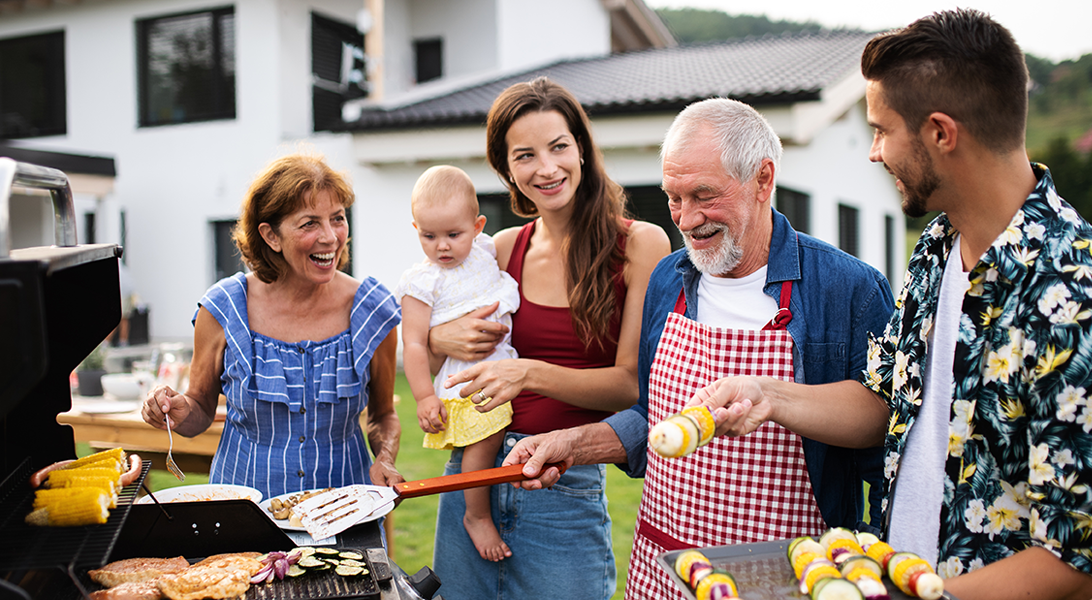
[0,157,78,259]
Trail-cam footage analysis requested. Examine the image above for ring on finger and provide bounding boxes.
[475,390,487,403]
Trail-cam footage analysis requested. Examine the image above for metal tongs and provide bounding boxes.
[295,462,567,539]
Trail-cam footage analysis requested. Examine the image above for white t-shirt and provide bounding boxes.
[888,235,971,567]
[696,266,778,330]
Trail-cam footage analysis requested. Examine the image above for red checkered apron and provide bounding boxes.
[625,283,826,600]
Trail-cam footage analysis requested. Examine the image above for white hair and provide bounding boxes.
[660,98,782,186]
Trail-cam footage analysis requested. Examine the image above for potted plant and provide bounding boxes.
[76,343,108,397]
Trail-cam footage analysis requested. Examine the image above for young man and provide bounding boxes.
[683,9,1092,600]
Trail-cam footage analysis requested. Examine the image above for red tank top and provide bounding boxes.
[506,219,628,434]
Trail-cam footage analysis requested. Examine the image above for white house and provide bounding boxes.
[0,0,672,341]
[345,30,907,296]
[0,0,902,345]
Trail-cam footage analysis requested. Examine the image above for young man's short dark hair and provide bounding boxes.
[860,8,1028,154]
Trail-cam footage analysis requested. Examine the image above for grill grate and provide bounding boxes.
[0,457,151,571]
[241,563,379,600]
[72,549,381,600]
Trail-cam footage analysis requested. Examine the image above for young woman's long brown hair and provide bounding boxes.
[485,77,629,347]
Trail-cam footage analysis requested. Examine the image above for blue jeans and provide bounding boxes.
[432,431,616,600]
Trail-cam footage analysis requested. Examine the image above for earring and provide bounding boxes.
[580,157,584,165]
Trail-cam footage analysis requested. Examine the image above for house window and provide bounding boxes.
[0,31,66,138]
[213,219,244,282]
[414,38,442,84]
[83,211,96,245]
[838,203,860,257]
[479,185,682,251]
[312,12,367,132]
[137,7,236,127]
[624,185,683,250]
[776,187,810,234]
[478,193,533,236]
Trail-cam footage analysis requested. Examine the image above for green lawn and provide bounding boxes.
[94,372,643,600]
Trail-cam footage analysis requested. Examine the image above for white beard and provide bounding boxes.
[682,222,742,276]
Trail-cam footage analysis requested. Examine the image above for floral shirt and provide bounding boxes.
[863,164,1092,578]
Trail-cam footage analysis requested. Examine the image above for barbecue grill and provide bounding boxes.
[0,158,440,600]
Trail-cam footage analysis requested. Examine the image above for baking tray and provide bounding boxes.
[657,539,957,600]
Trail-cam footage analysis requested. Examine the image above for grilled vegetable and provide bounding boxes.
[865,541,896,570]
[811,577,865,600]
[886,553,943,600]
[826,537,865,565]
[694,570,738,600]
[649,406,716,458]
[841,557,891,600]
[674,549,712,584]
[25,487,110,526]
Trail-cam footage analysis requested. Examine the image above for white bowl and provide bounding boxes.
[137,484,263,504]
[100,372,154,399]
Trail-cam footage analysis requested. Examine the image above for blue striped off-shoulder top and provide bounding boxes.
[194,272,400,499]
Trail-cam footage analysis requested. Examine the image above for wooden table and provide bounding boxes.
[57,398,224,474]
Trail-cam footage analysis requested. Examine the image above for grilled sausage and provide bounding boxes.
[28,460,74,489]
[120,453,142,487]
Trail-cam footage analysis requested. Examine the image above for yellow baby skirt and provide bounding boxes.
[423,395,513,451]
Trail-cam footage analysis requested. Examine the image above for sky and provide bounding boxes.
[644,0,1092,63]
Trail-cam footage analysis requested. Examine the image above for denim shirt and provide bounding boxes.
[605,209,895,528]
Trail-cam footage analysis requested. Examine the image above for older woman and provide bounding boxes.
[428,78,670,599]
[142,153,402,499]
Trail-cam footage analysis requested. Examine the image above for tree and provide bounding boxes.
[1032,137,1092,219]
[655,8,819,44]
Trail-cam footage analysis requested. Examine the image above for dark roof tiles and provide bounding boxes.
[347,29,876,131]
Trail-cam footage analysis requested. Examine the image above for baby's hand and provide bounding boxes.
[416,395,447,434]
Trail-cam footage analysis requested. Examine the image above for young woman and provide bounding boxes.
[428,77,670,599]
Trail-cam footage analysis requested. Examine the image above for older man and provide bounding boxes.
[503,97,894,599]
[689,9,1092,600]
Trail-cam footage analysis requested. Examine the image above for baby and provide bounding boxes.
[395,165,520,562]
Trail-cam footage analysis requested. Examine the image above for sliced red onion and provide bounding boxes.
[251,564,274,584]
[274,559,289,579]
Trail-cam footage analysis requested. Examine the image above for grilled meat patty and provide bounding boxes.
[88,579,163,600]
[190,552,263,576]
[156,566,251,600]
[88,557,190,588]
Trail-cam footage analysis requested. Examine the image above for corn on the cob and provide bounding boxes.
[790,530,938,600]
[649,406,716,458]
[64,448,125,470]
[799,560,841,595]
[826,537,865,565]
[64,457,123,473]
[25,487,110,526]
[46,467,120,488]
[864,541,896,570]
[672,550,740,599]
[694,570,738,600]
[887,553,943,600]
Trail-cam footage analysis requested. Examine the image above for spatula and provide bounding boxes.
[295,462,568,540]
